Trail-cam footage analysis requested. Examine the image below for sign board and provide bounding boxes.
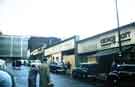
[45,38,75,56]
[98,27,135,50]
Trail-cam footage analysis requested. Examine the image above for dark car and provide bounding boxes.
[105,64,135,87]
[49,63,67,73]
[72,63,97,79]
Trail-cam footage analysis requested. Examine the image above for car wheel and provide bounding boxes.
[105,75,119,87]
[78,73,82,78]
[72,72,77,78]
[82,74,87,79]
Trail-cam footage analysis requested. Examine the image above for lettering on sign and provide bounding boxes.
[100,31,131,47]
[120,32,131,41]
[100,35,116,46]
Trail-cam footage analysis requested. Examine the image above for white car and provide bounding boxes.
[30,60,41,67]
[0,59,6,70]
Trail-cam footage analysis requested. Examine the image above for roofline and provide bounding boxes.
[0,34,30,38]
[45,35,79,49]
[78,22,135,43]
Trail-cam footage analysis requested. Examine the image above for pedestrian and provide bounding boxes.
[67,61,71,70]
[0,70,15,87]
[12,61,15,69]
[66,61,71,74]
[111,62,118,71]
[28,65,38,87]
[38,58,53,87]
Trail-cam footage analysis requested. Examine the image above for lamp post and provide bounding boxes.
[115,0,122,61]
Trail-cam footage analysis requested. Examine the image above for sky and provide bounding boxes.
[0,0,135,40]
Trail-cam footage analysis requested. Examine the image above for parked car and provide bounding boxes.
[0,59,6,70]
[105,64,135,87]
[19,59,29,65]
[49,63,66,73]
[72,63,97,79]
[30,60,41,67]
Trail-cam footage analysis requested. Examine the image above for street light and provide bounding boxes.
[115,0,122,61]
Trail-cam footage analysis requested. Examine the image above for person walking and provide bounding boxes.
[67,61,71,70]
[38,59,53,87]
[28,65,38,87]
[66,61,71,74]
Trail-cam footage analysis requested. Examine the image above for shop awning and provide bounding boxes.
[96,48,119,57]
[96,45,134,57]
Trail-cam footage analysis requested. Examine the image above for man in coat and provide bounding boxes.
[28,65,38,87]
[38,58,53,87]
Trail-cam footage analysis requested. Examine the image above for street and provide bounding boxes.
[6,64,100,87]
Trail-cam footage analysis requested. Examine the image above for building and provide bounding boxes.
[44,36,79,71]
[29,36,61,60]
[0,35,30,59]
[28,36,61,52]
[77,22,135,73]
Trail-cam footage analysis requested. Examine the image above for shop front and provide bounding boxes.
[77,37,97,66]
[96,23,135,73]
[76,22,135,74]
[44,36,79,72]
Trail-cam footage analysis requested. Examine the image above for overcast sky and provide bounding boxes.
[0,0,135,39]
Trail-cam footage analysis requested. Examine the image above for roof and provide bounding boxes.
[45,35,79,49]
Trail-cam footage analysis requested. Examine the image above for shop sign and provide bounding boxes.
[100,35,115,46]
[120,31,131,41]
[100,31,131,47]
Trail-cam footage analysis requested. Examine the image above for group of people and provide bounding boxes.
[0,59,53,87]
